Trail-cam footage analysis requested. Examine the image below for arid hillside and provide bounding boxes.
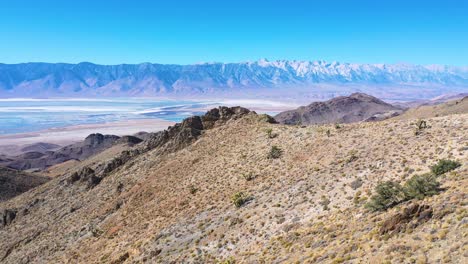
[394,96,468,120]
[0,107,466,263]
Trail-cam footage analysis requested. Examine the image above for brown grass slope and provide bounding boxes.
[0,108,466,263]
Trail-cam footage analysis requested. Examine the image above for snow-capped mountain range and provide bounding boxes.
[0,60,467,100]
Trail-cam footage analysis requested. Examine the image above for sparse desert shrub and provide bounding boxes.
[430,159,461,176]
[350,178,363,190]
[265,128,278,139]
[346,150,359,163]
[416,119,427,130]
[319,195,331,211]
[365,181,405,211]
[335,123,342,129]
[189,185,198,195]
[414,119,428,135]
[404,174,440,200]
[268,145,283,159]
[232,192,251,208]
[242,172,255,181]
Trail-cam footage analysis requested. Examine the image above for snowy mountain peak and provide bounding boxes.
[0,60,467,99]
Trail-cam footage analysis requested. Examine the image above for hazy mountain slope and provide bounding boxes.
[1,133,121,170]
[275,92,402,125]
[0,107,465,263]
[1,61,467,100]
[0,167,49,202]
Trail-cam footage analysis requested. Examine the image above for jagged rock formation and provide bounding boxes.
[0,167,49,201]
[275,92,403,125]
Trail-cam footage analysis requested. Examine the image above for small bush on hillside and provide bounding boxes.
[414,119,428,135]
[404,174,440,200]
[319,196,331,211]
[189,185,198,195]
[232,192,251,208]
[265,128,278,139]
[416,119,427,130]
[268,145,283,159]
[242,172,255,181]
[430,159,461,176]
[346,150,359,163]
[365,181,405,211]
[350,178,363,190]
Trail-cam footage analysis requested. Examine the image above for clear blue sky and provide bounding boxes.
[0,0,467,65]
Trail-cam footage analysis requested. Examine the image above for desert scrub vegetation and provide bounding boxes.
[365,181,406,211]
[267,145,283,159]
[430,159,461,176]
[189,185,198,195]
[403,174,440,200]
[414,119,428,135]
[241,172,255,181]
[367,174,441,211]
[232,192,251,208]
[265,128,278,139]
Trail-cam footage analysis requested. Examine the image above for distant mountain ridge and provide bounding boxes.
[274,93,403,125]
[1,60,467,99]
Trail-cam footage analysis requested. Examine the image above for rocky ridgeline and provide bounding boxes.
[67,106,263,189]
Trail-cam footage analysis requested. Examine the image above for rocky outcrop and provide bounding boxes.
[380,203,433,235]
[0,209,17,228]
[275,93,403,125]
[67,167,101,189]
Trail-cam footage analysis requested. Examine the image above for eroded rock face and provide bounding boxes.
[380,203,433,235]
[68,167,101,189]
[0,209,17,228]
[202,106,251,129]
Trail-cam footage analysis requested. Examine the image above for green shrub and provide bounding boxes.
[268,145,283,159]
[265,128,278,139]
[404,173,440,200]
[365,181,405,211]
[430,159,461,176]
[232,192,251,208]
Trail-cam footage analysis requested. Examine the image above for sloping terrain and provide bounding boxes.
[393,96,468,120]
[0,167,49,202]
[0,133,125,171]
[19,142,61,154]
[275,93,402,125]
[0,106,466,263]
